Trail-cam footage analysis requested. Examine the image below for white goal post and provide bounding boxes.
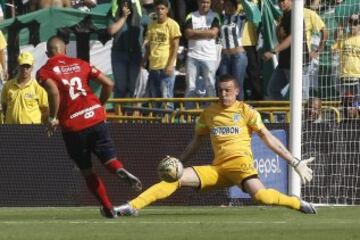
[289,0,304,197]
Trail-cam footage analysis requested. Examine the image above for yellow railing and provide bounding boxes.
[107,97,216,123]
[106,98,342,124]
[321,106,342,123]
[0,99,342,124]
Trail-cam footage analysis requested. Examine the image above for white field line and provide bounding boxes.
[0,220,285,224]
[0,220,359,225]
[0,206,359,211]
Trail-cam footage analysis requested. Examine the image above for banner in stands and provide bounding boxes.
[228,129,288,199]
[0,4,112,77]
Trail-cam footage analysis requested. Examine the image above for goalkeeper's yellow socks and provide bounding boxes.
[254,188,301,210]
[129,181,180,209]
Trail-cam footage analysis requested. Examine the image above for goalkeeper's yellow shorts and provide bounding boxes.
[192,156,258,190]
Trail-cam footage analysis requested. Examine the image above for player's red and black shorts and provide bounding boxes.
[62,122,117,170]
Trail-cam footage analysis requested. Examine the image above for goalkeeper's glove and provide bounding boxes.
[290,157,315,184]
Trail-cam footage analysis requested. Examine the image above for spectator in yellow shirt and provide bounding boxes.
[1,51,48,124]
[332,14,360,102]
[142,0,181,109]
[263,0,327,100]
[303,5,328,93]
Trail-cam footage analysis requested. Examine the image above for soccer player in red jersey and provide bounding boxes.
[37,36,142,218]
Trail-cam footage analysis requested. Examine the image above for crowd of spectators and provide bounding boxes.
[0,0,100,17]
[0,0,359,123]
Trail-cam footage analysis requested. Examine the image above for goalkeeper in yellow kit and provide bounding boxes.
[115,74,316,215]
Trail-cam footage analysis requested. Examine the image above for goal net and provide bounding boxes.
[301,0,360,205]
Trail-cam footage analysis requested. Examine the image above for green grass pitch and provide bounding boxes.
[0,206,359,240]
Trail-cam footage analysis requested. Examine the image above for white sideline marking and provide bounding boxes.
[0,220,287,224]
[0,220,359,225]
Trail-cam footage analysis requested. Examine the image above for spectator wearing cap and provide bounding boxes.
[332,14,360,104]
[1,51,48,124]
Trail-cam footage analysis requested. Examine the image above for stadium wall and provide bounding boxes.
[0,123,358,207]
[0,123,285,207]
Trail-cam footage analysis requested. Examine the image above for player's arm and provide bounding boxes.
[178,133,206,163]
[41,78,60,136]
[257,127,294,163]
[257,127,314,184]
[93,73,114,105]
[41,78,60,121]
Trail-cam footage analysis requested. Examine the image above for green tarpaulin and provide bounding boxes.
[335,0,360,23]
[0,4,111,45]
[0,4,112,78]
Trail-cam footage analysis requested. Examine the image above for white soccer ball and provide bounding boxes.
[158,156,184,182]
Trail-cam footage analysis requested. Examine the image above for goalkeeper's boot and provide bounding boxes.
[299,200,317,214]
[114,203,138,217]
[116,168,142,192]
[100,206,118,218]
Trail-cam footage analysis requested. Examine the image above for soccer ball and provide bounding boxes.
[158,156,184,182]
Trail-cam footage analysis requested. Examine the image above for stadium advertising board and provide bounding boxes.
[228,129,288,199]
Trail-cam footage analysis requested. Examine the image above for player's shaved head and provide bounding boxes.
[46,36,66,57]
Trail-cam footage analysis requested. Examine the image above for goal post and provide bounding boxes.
[289,0,304,197]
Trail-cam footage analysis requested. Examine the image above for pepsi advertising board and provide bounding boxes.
[228,129,288,199]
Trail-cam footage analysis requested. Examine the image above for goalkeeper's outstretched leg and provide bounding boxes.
[115,166,211,216]
[243,177,316,214]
